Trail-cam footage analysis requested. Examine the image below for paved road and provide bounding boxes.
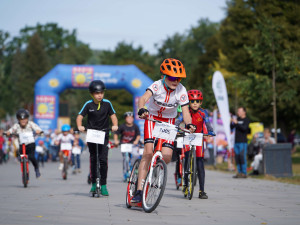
[0,149,299,225]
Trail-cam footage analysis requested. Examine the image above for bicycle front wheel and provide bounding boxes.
[22,158,28,188]
[126,159,140,208]
[142,159,167,213]
[187,147,196,200]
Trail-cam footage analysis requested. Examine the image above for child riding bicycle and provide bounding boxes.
[6,109,42,178]
[55,124,74,170]
[131,58,196,203]
[183,89,216,199]
[71,129,85,173]
[114,111,141,182]
[76,80,118,196]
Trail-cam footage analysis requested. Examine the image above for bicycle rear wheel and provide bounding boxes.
[142,159,167,213]
[126,159,140,208]
[22,158,28,188]
[187,147,196,200]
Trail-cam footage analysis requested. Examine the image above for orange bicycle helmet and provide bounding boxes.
[188,90,203,100]
[160,58,186,78]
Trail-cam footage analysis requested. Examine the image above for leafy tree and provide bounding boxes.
[157,19,219,92]
[0,30,15,117]
[7,23,90,66]
[218,0,300,135]
[95,42,157,124]
[13,33,51,108]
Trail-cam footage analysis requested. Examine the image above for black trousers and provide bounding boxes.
[174,147,181,178]
[196,157,205,192]
[88,139,109,185]
[184,152,205,192]
[19,143,39,170]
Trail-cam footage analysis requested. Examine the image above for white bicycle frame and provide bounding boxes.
[147,150,164,187]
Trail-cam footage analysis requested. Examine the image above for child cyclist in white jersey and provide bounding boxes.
[131,58,196,203]
[55,124,74,170]
[6,109,43,178]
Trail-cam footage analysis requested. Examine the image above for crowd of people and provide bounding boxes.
[0,57,298,209]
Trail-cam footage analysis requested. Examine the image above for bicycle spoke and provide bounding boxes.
[143,160,167,213]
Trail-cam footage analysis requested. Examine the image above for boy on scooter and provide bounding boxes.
[76,80,118,196]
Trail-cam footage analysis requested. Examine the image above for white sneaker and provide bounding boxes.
[58,163,63,170]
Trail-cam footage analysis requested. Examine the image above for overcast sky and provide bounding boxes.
[0,0,227,53]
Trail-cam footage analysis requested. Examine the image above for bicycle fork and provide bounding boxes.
[148,151,163,187]
[20,155,29,175]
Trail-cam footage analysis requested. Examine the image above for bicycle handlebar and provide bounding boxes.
[3,131,44,137]
[146,117,191,134]
[81,127,111,132]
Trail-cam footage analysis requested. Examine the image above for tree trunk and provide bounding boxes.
[272,42,277,142]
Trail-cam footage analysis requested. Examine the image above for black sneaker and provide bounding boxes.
[35,169,41,178]
[199,191,208,199]
[131,190,142,203]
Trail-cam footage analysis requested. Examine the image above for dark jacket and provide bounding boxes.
[231,117,250,143]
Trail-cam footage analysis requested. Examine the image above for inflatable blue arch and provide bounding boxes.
[34,64,153,136]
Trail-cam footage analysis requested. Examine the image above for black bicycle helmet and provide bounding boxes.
[124,111,134,118]
[16,108,30,120]
[89,80,106,93]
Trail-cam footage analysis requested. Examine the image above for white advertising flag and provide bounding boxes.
[212,71,231,151]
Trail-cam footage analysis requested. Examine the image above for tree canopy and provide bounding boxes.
[1,0,299,135]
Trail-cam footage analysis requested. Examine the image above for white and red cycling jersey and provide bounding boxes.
[56,133,74,151]
[146,80,189,118]
[144,80,189,147]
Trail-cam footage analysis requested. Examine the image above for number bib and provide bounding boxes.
[19,132,35,145]
[61,143,72,150]
[35,146,44,153]
[152,123,177,141]
[72,146,81,154]
[86,129,105,144]
[176,137,184,148]
[183,133,203,146]
[120,143,133,153]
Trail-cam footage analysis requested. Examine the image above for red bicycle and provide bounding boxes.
[20,138,29,187]
[126,118,190,213]
[5,132,35,188]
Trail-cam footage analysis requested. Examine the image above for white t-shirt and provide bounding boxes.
[56,133,74,144]
[8,121,42,145]
[56,133,74,150]
[147,80,189,118]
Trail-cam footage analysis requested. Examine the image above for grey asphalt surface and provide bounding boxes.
[0,149,299,225]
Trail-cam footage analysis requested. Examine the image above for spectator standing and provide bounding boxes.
[71,130,85,173]
[230,107,250,178]
[50,129,60,161]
